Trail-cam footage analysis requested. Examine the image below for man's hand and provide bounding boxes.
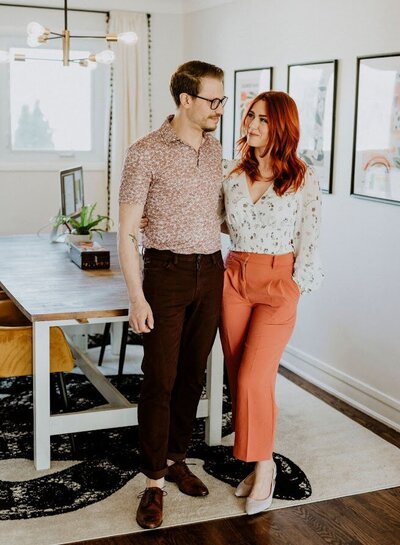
[220,221,229,234]
[129,296,154,333]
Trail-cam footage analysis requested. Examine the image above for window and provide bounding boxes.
[0,36,108,168]
[10,48,92,152]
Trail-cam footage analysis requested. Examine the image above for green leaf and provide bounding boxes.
[53,203,112,235]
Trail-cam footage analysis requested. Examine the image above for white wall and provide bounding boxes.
[0,3,183,235]
[184,0,400,429]
[150,13,184,128]
[1,0,398,430]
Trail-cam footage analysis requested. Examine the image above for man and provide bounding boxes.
[118,60,227,529]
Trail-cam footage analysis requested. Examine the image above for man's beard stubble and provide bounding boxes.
[202,116,221,133]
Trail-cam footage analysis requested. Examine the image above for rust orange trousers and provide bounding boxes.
[220,251,300,462]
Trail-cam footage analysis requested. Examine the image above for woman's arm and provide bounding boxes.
[292,168,324,294]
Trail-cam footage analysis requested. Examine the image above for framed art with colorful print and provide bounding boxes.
[232,67,273,158]
[351,53,400,205]
[288,60,338,193]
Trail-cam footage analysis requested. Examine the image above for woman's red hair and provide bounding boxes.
[231,91,306,195]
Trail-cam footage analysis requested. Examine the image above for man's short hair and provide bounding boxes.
[170,60,224,107]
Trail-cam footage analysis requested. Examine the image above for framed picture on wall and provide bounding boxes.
[351,53,400,205]
[214,114,223,146]
[288,60,338,193]
[232,67,273,158]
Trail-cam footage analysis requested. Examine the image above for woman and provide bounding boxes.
[220,91,323,515]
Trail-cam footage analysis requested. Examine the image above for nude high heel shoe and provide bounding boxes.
[245,462,277,515]
[235,471,255,497]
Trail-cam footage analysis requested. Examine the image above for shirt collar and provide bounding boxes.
[160,115,213,147]
[159,115,180,143]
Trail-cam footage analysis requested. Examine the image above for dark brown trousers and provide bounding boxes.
[138,248,224,479]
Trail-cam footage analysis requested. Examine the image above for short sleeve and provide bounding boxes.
[219,159,238,223]
[222,158,237,179]
[119,143,152,205]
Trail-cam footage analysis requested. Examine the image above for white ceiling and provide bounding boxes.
[2,0,235,14]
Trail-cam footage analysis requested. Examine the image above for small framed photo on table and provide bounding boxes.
[233,67,273,158]
[351,53,400,205]
[288,60,338,194]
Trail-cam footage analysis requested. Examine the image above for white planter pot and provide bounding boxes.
[66,234,92,246]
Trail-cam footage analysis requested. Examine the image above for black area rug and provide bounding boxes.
[0,362,311,521]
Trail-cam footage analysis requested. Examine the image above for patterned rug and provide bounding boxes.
[1,354,400,545]
[0,371,311,521]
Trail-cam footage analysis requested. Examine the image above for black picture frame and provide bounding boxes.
[215,114,223,146]
[60,166,84,217]
[351,52,400,205]
[288,60,338,194]
[232,67,273,158]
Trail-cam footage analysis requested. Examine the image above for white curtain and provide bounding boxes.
[108,11,149,225]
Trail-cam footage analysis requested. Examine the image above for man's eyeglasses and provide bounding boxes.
[190,95,228,110]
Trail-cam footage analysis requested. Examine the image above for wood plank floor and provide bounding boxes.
[70,367,400,545]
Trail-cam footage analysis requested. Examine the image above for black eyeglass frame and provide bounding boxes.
[190,94,228,110]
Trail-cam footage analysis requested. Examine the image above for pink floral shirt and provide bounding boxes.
[119,116,223,254]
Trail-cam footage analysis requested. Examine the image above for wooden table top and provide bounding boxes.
[0,233,129,322]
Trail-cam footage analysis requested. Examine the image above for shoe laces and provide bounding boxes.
[137,487,168,499]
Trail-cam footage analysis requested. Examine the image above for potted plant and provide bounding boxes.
[55,204,111,245]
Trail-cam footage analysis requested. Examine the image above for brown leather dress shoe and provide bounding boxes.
[165,460,209,496]
[136,487,165,529]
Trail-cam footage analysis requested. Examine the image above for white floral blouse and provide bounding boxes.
[221,160,324,294]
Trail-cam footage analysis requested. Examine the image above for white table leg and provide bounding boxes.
[205,329,224,446]
[33,321,51,470]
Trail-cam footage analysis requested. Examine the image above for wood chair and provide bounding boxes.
[0,298,76,449]
[0,289,9,301]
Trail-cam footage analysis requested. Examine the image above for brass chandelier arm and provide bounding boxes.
[68,35,114,40]
[2,0,137,67]
[62,29,70,66]
[0,2,109,16]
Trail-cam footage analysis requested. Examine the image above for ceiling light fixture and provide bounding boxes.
[0,0,137,67]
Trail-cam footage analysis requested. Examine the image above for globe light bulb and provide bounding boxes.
[0,50,9,63]
[118,32,138,44]
[79,59,97,71]
[27,35,41,48]
[94,50,115,65]
[27,22,46,37]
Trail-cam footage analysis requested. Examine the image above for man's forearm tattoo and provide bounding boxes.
[128,233,139,252]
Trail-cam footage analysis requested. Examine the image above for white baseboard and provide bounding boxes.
[281,345,400,432]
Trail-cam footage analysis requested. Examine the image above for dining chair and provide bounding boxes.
[98,321,130,377]
[0,298,76,449]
